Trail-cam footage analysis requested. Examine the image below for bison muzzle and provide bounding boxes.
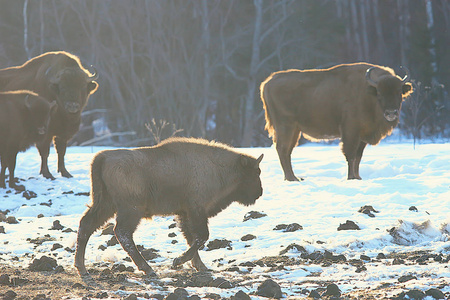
[75,137,263,277]
[260,63,413,181]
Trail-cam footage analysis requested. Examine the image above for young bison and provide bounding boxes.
[75,137,263,276]
[0,91,56,190]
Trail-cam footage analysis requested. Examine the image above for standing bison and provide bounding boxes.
[0,51,98,179]
[75,137,263,276]
[260,63,413,181]
[0,91,56,190]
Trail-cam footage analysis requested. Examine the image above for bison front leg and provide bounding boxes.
[174,213,209,271]
[36,135,55,180]
[354,141,367,179]
[341,131,362,180]
[3,152,25,191]
[114,211,157,277]
[54,137,72,178]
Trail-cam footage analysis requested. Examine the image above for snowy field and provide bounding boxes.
[0,140,449,298]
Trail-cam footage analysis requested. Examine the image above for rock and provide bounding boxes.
[37,214,44,218]
[22,190,37,200]
[168,232,177,238]
[0,212,7,222]
[206,239,232,251]
[107,236,119,247]
[392,257,405,265]
[50,220,64,230]
[358,205,379,217]
[28,256,58,271]
[141,248,160,261]
[165,288,189,300]
[209,277,233,289]
[241,234,256,241]
[360,254,371,261]
[0,226,5,234]
[308,289,321,299]
[279,243,307,255]
[6,216,18,224]
[124,294,138,300]
[231,291,251,300]
[337,220,360,231]
[405,289,425,299]
[285,223,303,232]
[409,206,418,212]
[376,253,386,259]
[256,279,282,299]
[426,288,445,299]
[189,272,213,287]
[0,274,10,285]
[243,211,267,222]
[51,243,63,251]
[398,274,417,283]
[96,291,108,299]
[101,223,115,235]
[3,290,17,300]
[323,283,341,297]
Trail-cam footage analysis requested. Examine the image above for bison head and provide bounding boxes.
[235,154,264,206]
[366,67,413,122]
[25,95,57,138]
[46,66,98,114]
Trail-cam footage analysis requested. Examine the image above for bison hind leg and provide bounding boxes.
[75,203,115,276]
[275,124,303,181]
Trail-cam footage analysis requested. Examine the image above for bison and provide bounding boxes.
[0,91,56,191]
[0,51,98,179]
[75,137,264,277]
[260,63,413,181]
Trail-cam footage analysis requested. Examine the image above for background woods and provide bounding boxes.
[0,0,449,147]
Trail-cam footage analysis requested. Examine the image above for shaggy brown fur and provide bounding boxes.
[260,63,413,181]
[75,137,263,277]
[0,51,98,179]
[0,91,56,190]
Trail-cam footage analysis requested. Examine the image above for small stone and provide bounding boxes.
[241,234,256,241]
[360,254,371,261]
[101,223,115,235]
[107,236,119,247]
[168,232,177,238]
[425,288,445,299]
[376,253,386,259]
[405,289,425,299]
[206,239,232,251]
[284,223,303,232]
[37,214,44,218]
[51,243,63,251]
[3,290,17,300]
[409,206,418,212]
[337,220,360,231]
[50,220,64,230]
[256,279,282,299]
[0,274,10,285]
[308,290,321,299]
[231,290,251,300]
[209,277,233,289]
[6,216,18,224]
[243,211,267,222]
[28,256,58,271]
[124,294,138,300]
[0,226,5,234]
[398,274,417,283]
[324,283,341,296]
[22,190,37,200]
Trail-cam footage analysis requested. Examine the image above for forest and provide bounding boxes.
[0,0,449,147]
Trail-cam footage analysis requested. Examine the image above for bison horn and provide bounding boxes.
[365,67,378,87]
[400,66,410,83]
[45,66,60,84]
[255,154,264,167]
[87,65,99,81]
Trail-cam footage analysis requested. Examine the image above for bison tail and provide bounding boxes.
[87,153,116,222]
[260,78,277,142]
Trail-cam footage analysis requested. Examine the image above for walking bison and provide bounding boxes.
[0,51,98,179]
[75,137,264,276]
[0,91,56,190]
[260,63,413,181]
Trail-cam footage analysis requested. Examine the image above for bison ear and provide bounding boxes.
[402,82,413,96]
[87,81,98,95]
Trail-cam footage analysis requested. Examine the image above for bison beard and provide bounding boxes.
[260,63,413,181]
[74,137,263,277]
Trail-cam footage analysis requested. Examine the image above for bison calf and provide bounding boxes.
[0,91,55,190]
[260,63,413,181]
[75,137,263,276]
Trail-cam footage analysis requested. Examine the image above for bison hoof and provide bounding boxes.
[41,171,56,180]
[60,170,73,178]
[285,176,304,182]
[172,257,182,269]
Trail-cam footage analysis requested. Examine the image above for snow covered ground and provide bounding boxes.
[0,141,449,298]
